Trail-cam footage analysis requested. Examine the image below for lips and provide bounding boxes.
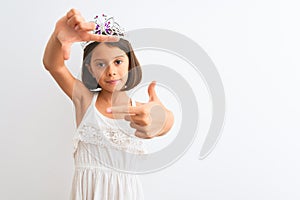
[105,79,121,85]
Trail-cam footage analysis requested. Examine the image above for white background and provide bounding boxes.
[1,0,300,199]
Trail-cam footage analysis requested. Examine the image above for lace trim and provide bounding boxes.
[74,124,145,154]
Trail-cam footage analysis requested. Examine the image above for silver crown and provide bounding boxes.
[81,14,125,48]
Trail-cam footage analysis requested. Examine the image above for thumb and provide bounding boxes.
[61,42,72,60]
[148,81,159,102]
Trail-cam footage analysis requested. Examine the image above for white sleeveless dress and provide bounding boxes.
[70,93,146,200]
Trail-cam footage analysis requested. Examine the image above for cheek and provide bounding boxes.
[120,62,129,76]
[92,68,106,81]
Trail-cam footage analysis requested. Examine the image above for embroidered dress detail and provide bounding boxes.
[76,124,145,154]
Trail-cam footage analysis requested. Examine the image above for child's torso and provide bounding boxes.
[73,93,146,172]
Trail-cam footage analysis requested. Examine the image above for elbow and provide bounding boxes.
[42,56,56,72]
[43,58,49,71]
[42,54,51,71]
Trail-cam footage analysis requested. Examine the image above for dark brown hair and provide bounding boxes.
[81,38,142,91]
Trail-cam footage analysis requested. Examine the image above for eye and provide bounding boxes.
[114,59,123,65]
[96,62,106,68]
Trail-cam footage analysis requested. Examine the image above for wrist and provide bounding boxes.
[50,32,62,47]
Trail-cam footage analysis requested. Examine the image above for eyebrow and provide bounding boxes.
[93,54,125,62]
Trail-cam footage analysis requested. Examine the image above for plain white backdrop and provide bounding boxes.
[1,0,300,199]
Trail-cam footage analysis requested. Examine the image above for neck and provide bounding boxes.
[98,90,113,104]
[97,90,130,107]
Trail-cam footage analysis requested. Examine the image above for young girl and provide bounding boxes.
[43,9,174,200]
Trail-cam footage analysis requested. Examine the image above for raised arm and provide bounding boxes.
[43,31,76,99]
[43,8,119,100]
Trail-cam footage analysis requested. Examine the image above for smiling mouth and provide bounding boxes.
[105,79,121,84]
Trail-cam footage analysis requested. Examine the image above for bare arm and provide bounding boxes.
[43,8,119,100]
[43,32,76,99]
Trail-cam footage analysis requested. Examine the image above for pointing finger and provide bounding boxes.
[107,106,139,114]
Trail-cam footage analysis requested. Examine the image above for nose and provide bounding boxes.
[106,65,117,77]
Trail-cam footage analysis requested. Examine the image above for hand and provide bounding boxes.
[54,8,119,60]
[107,81,174,139]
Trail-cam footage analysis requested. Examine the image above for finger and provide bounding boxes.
[137,116,152,126]
[67,14,85,29]
[124,115,137,123]
[75,21,96,31]
[125,115,147,126]
[148,81,159,102]
[87,33,120,42]
[135,131,153,139]
[107,106,140,114]
[130,122,142,129]
[66,8,81,19]
[124,115,132,121]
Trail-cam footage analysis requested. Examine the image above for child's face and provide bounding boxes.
[88,43,129,92]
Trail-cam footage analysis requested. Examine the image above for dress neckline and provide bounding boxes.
[93,92,135,121]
